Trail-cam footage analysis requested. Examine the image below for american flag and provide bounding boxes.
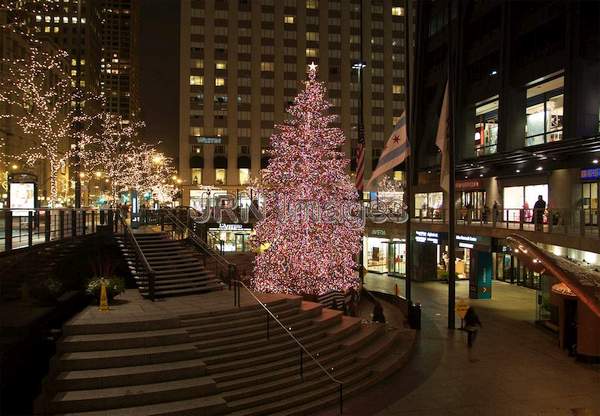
[355,125,365,194]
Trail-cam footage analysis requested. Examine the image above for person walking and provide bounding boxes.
[372,302,386,323]
[464,306,482,362]
[533,195,546,231]
[492,201,500,224]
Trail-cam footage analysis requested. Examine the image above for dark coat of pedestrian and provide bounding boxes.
[464,306,482,348]
[533,195,546,230]
[372,302,386,323]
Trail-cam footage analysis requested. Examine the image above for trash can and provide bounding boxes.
[408,302,422,330]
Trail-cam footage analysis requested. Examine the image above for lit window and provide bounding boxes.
[81,17,86,24]
[54,27,60,33]
[215,78,225,86]
[306,0,318,9]
[44,26,50,32]
[306,32,319,41]
[526,76,564,146]
[71,70,77,76]
[190,127,203,136]
[306,48,318,57]
[392,85,404,94]
[72,17,77,23]
[53,16,59,23]
[63,16,68,23]
[81,59,85,65]
[190,75,204,86]
[239,168,250,185]
[44,16,51,22]
[191,168,202,185]
[475,99,499,156]
[35,15,42,22]
[392,7,404,16]
[215,169,226,185]
[284,15,294,24]
[216,61,226,70]
[260,62,274,71]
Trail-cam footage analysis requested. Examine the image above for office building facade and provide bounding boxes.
[179,0,407,206]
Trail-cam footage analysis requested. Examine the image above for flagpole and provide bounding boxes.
[447,0,457,330]
[357,0,365,285]
[404,0,412,304]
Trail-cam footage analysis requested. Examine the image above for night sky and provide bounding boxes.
[139,0,180,163]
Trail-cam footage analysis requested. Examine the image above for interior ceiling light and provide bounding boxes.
[536,166,543,171]
[593,159,599,164]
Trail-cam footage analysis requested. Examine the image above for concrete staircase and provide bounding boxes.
[116,232,224,298]
[35,297,415,415]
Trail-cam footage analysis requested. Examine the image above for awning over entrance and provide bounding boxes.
[506,234,600,318]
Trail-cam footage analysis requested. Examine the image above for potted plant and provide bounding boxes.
[86,276,125,302]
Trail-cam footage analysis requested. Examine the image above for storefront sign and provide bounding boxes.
[581,168,600,181]
[218,223,251,231]
[415,231,439,244]
[457,234,492,251]
[371,229,386,236]
[456,179,483,190]
[190,136,222,144]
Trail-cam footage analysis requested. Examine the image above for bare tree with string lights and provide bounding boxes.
[0,44,97,206]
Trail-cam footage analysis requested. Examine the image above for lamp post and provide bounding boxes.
[74,0,83,208]
[353,61,366,285]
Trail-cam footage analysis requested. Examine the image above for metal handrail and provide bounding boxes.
[161,209,238,302]
[117,211,156,300]
[161,209,233,269]
[233,279,344,413]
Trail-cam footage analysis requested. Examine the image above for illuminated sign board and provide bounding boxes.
[371,229,386,236]
[9,182,35,216]
[581,168,600,181]
[217,223,252,231]
[190,136,222,144]
[415,231,439,244]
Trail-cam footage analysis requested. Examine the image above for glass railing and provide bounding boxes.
[0,208,120,253]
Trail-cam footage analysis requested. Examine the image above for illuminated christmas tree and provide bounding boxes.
[250,64,363,296]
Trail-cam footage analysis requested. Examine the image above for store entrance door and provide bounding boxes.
[235,233,249,252]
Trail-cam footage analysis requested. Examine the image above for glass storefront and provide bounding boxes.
[494,250,542,289]
[207,224,252,253]
[502,184,548,222]
[458,190,486,221]
[414,192,443,218]
[364,237,406,275]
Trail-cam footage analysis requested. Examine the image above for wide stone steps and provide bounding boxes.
[36,296,416,416]
[58,328,190,352]
[53,358,208,390]
[59,394,227,416]
[48,376,217,414]
[53,343,201,371]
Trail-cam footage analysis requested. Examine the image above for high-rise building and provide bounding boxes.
[31,0,102,97]
[100,0,140,124]
[179,0,407,207]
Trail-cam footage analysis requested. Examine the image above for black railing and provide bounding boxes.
[397,206,600,238]
[160,208,238,304]
[233,279,344,414]
[116,211,156,301]
[1,208,120,253]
